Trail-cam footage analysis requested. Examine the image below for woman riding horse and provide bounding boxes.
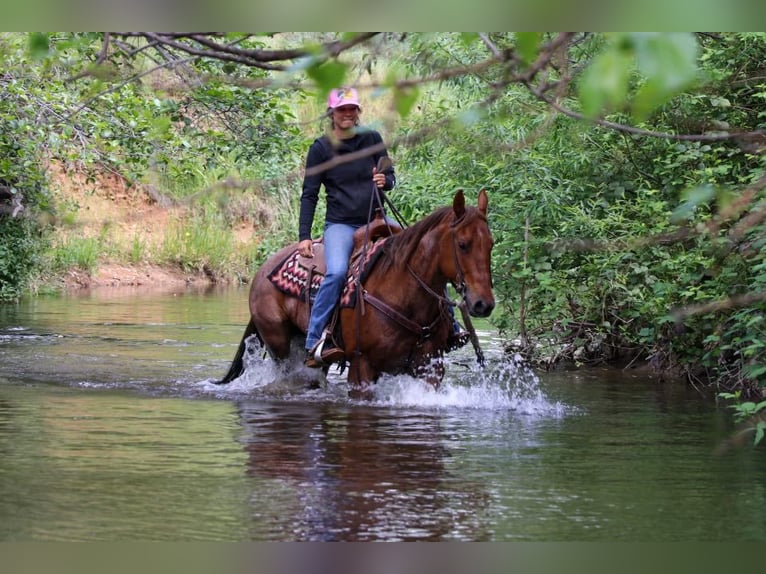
[217,188,495,400]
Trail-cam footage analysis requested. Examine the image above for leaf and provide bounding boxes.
[455,108,482,126]
[288,55,320,73]
[28,33,50,60]
[459,33,479,47]
[631,33,699,120]
[516,32,542,65]
[306,60,348,103]
[578,48,632,118]
[754,421,765,446]
[670,184,716,223]
[150,116,172,139]
[393,86,419,117]
[744,363,766,379]
[740,402,759,416]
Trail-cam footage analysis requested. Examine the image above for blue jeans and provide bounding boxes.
[305,222,360,351]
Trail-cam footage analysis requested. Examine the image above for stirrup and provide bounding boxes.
[311,330,330,363]
[307,331,344,366]
[304,349,324,369]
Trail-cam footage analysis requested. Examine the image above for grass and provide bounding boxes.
[129,234,146,264]
[49,235,102,272]
[159,212,235,278]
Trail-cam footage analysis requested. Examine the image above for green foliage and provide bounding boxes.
[718,391,766,446]
[395,32,766,394]
[3,33,305,201]
[306,60,348,101]
[0,34,53,300]
[0,218,44,300]
[578,33,699,120]
[1,32,308,294]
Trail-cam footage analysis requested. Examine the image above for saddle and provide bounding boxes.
[352,214,401,252]
[267,216,402,306]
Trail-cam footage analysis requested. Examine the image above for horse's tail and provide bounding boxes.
[215,317,259,384]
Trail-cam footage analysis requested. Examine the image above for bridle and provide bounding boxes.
[407,211,471,306]
[449,212,468,298]
[362,211,474,345]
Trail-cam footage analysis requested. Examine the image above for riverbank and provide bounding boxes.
[46,161,262,293]
[60,263,219,290]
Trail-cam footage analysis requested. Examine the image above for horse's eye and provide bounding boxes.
[458,240,468,251]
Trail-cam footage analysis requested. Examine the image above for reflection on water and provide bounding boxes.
[1,286,766,541]
[237,403,490,541]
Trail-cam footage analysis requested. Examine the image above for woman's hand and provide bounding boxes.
[298,239,313,258]
[372,167,386,189]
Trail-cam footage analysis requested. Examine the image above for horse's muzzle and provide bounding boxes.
[467,297,494,318]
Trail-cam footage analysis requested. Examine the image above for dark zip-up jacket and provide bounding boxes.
[298,129,395,242]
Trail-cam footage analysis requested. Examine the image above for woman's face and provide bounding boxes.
[332,105,360,130]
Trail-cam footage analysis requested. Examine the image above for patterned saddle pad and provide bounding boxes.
[267,237,388,308]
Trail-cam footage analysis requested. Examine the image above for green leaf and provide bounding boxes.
[670,184,716,223]
[455,108,482,126]
[744,364,766,379]
[459,33,479,47]
[393,86,419,118]
[631,33,699,120]
[306,60,348,104]
[516,32,542,65]
[28,33,50,60]
[150,116,172,139]
[754,421,765,446]
[578,48,632,118]
[288,55,321,73]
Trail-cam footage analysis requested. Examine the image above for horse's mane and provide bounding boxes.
[374,204,481,276]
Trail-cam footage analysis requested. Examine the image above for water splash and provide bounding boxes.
[200,337,571,417]
[199,336,339,400]
[369,353,570,416]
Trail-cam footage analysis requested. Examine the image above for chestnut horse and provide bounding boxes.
[217,189,494,398]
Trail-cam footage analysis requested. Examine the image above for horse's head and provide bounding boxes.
[443,189,495,317]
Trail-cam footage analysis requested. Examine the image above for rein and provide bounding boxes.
[352,158,403,379]
[406,263,456,307]
[360,213,470,345]
[361,289,445,342]
[406,213,469,306]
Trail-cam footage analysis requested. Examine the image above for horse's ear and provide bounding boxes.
[477,188,488,216]
[453,189,466,220]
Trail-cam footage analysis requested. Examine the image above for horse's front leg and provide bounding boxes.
[346,357,379,400]
[411,353,445,391]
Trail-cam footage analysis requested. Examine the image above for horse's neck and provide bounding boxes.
[400,230,449,309]
[407,249,443,287]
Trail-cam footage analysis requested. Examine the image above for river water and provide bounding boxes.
[0,285,764,541]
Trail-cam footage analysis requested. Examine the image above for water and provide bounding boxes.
[1,285,764,541]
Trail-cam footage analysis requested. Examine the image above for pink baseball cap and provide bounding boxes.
[327,87,361,110]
